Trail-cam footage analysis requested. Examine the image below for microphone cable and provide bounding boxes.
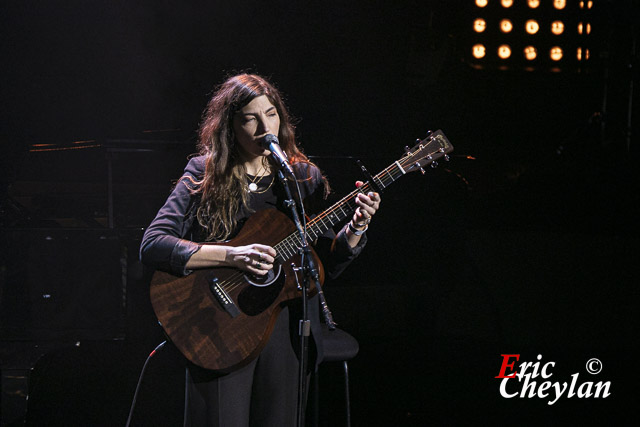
[124,340,167,427]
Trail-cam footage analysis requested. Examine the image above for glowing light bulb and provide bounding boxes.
[498,45,512,59]
[474,18,487,33]
[526,20,540,34]
[472,44,486,59]
[550,47,563,61]
[524,46,537,60]
[551,21,565,35]
[554,0,567,10]
[578,22,592,35]
[500,19,513,33]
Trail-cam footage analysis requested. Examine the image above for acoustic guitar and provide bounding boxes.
[150,130,453,372]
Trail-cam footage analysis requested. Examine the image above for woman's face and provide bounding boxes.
[232,95,281,162]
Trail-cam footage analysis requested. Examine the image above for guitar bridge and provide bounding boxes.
[209,277,240,318]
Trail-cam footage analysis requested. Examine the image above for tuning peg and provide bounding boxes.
[431,161,439,168]
[414,162,426,175]
[404,145,411,154]
[444,154,450,161]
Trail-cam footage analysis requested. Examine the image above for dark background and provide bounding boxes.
[1,1,638,426]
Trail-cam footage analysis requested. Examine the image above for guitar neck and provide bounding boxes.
[273,161,405,261]
[310,161,404,236]
[273,130,452,261]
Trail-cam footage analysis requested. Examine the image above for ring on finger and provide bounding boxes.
[255,261,262,269]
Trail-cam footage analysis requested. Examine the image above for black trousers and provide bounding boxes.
[184,308,314,427]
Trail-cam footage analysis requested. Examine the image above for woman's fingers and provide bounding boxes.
[231,244,276,275]
[252,244,277,257]
[356,193,381,216]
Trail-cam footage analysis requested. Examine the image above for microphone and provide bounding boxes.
[261,134,295,177]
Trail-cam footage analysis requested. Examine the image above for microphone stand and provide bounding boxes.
[275,169,333,427]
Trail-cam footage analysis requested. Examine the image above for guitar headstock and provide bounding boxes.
[400,130,454,174]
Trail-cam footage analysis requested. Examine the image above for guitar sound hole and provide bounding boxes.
[245,264,281,287]
[237,264,285,316]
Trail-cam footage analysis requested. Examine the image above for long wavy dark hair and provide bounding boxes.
[194,73,315,241]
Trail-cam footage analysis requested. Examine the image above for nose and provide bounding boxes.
[258,116,272,136]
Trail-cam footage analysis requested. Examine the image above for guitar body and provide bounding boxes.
[150,208,323,373]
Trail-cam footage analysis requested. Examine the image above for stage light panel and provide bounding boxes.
[466,0,598,72]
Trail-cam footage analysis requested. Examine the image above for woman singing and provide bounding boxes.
[140,73,381,426]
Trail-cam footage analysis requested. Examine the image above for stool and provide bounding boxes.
[312,324,359,427]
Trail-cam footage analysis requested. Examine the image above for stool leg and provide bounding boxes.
[183,367,190,427]
[343,361,351,427]
[312,370,319,427]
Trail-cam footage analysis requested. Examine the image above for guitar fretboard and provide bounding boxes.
[273,160,405,261]
[273,130,451,262]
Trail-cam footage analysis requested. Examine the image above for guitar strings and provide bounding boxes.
[215,149,436,294]
[274,160,404,261]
